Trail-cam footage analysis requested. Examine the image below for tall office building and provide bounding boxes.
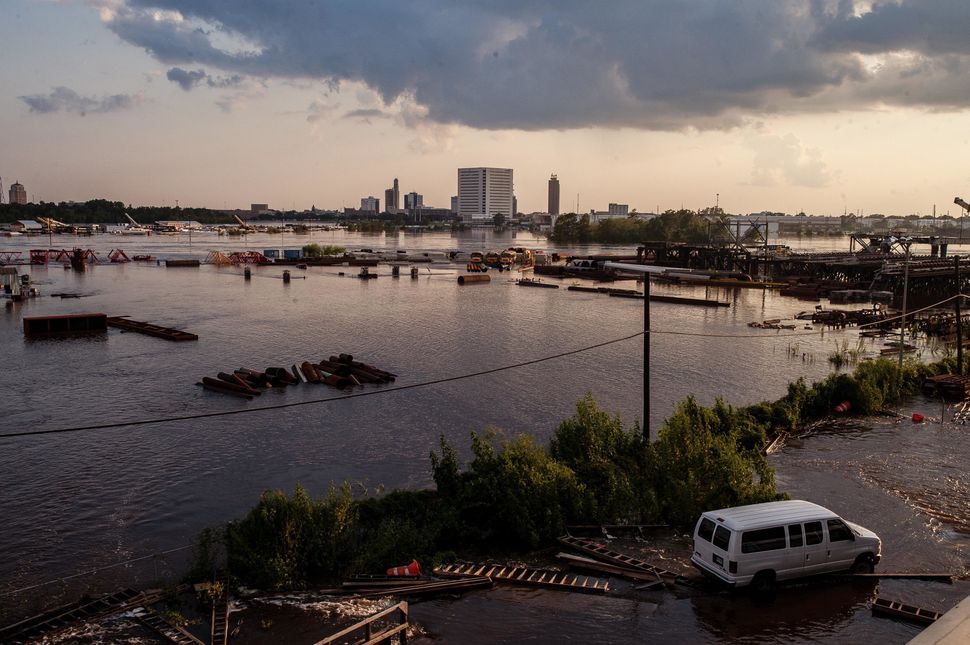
[450,196,458,214]
[548,174,560,215]
[457,167,513,223]
[384,178,400,214]
[9,181,27,205]
[360,196,380,213]
[404,192,423,211]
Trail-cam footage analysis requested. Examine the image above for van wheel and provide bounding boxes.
[851,555,875,574]
[750,571,776,595]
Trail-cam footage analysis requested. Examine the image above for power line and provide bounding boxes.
[0,544,193,598]
[2,294,964,441]
[0,331,645,441]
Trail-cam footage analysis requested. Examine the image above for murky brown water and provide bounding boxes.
[1,230,967,642]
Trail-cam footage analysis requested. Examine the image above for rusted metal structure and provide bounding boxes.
[872,596,942,626]
[23,313,107,337]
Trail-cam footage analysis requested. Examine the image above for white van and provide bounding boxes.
[690,500,881,592]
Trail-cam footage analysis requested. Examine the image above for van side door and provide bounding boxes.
[802,520,829,574]
[778,523,805,580]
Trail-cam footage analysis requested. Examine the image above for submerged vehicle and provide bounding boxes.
[690,500,881,592]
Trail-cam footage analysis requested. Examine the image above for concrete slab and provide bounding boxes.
[909,595,970,645]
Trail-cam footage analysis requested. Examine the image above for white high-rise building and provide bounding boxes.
[360,196,380,213]
[457,167,513,224]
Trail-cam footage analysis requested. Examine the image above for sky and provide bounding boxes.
[3,0,970,215]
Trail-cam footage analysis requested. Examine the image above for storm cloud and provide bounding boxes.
[166,66,243,91]
[19,86,137,115]
[99,1,970,130]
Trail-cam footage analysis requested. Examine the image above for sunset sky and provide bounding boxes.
[4,0,970,215]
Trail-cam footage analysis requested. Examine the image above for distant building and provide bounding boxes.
[548,174,560,215]
[384,178,400,214]
[457,167,513,224]
[9,182,27,205]
[608,203,629,217]
[9,219,42,232]
[450,196,458,214]
[404,192,423,211]
[512,196,517,217]
[360,196,380,213]
[250,203,270,214]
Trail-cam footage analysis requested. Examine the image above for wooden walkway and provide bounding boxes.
[558,535,681,581]
[433,562,609,594]
[106,316,198,341]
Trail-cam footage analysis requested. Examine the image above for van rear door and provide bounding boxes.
[693,517,733,577]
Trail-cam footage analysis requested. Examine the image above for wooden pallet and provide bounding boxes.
[136,610,205,645]
[433,562,609,594]
[555,552,663,587]
[872,596,942,625]
[558,535,680,580]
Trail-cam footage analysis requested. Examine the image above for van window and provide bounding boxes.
[712,526,731,551]
[741,527,787,553]
[805,521,823,545]
[698,518,715,543]
[827,519,853,542]
[788,524,803,547]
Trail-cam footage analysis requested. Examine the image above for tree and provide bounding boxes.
[493,213,506,228]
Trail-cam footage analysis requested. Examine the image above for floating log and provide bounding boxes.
[333,355,397,379]
[199,381,253,399]
[458,274,490,284]
[517,279,559,289]
[434,562,609,594]
[202,376,258,396]
[217,372,258,394]
[872,596,942,625]
[300,362,322,383]
[292,364,308,383]
[105,316,198,341]
[843,572,954,583]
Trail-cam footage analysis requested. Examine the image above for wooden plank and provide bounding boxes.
[556,552,663,583]
[558,536,681,580]
[872,596,942,626]
[432,563,609,595]
[842,572,953,583]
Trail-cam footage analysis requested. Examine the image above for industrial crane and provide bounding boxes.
[955,196,970,214]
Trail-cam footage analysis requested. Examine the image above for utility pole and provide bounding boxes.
[956,256,964,375]
[899,243,911,371]
[643,275,650,440]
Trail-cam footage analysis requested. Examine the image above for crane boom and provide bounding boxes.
[955,197,970,214]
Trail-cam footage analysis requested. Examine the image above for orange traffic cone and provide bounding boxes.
[386,559,422,577]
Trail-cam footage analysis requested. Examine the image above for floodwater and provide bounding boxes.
[0,229,967,643]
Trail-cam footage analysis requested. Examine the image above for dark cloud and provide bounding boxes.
[19,86,137,116]
[166,66,243,91]
[101,1,970,130]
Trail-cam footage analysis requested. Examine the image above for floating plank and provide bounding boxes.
[136,610,205,645]
[872,596,943,626]
[353,576,492,598]
[433,562,609,594]
[106,316,198,341]
[557,535,681,581]
[845,572,954,583]
[555,552,663,586]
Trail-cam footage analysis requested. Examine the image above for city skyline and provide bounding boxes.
[4,1,970,216]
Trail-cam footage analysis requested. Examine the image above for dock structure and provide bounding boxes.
[106,316,198,341]
[433,562,609,594]
[23,313,107,337]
